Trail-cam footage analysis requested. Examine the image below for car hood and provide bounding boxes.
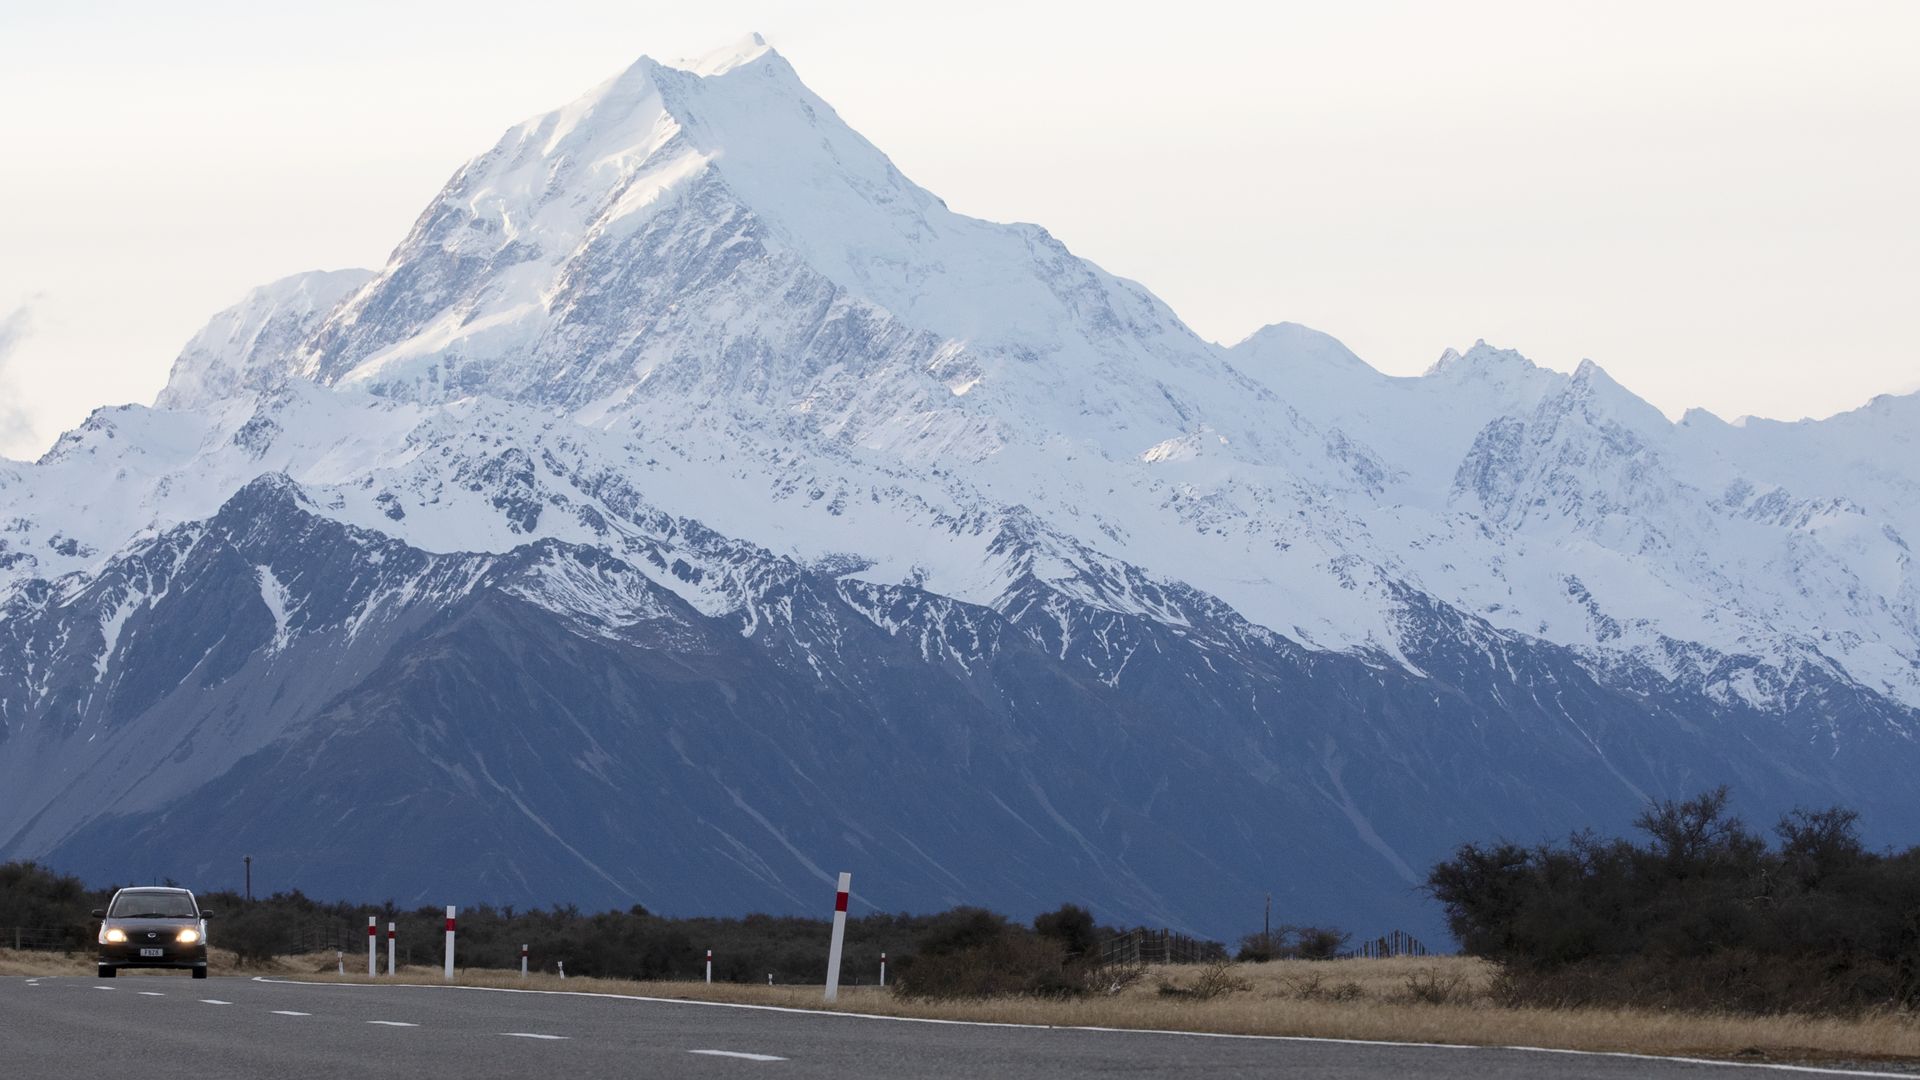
[106,917,203,934]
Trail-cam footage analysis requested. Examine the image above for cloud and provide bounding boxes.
[0,301,39,451]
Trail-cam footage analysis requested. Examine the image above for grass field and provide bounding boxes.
[9,949,1915,1069]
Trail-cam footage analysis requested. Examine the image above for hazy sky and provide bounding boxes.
[2,0,1915,459]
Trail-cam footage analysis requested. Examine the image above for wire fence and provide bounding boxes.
[1099,928,1228,966]
[5,926,88,952]
[1344,930,1431,958]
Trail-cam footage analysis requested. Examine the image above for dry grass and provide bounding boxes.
[272,956,1920,1069]
[0,946,300,977]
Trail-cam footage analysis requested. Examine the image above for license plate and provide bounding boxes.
[140,948,164,957]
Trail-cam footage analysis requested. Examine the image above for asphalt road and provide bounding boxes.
[2,974,1907,1079]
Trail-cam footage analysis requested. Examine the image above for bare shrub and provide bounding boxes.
[1329,979,1365,1002]
[1404,968,1469,1005]
[1279,972,1325,999]
[1088,961,1148,995]
[1157,959,1251,1000]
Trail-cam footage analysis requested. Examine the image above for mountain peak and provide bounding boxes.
[1228,323,1370,374]
[158,268,373,410]
[1423,340,1538,380]
[675,32,775,76]
[278,36,1212,447]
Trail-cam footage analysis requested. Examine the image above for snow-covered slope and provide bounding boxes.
[1,35,1915,935]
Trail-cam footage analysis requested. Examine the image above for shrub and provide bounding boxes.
[1427,788,1920,1015]
[1403,968,1468,1005]
[894,931,1079,999]
[1155,959,1250,1000]
[1235,925,1350,961]
[1033,904,1099,958]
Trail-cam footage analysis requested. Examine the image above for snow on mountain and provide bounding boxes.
[1,36,1916,934]
[157,269,375,410]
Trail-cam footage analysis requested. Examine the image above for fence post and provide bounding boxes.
[443,906,456,980]
[824,872,851,1002]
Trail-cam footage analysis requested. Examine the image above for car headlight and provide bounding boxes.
[177,929,201,944]
[103,928,127,943]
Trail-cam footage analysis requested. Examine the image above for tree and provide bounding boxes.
[1033,904,1098,958]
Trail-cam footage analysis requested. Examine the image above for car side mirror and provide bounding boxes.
[199,911,215,921]
[91,909,105,918]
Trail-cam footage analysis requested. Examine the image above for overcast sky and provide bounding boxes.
[1,0,1915,459]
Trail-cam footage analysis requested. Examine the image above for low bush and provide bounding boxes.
[1403,968,1468,1005]
[1235,924,1351,962]
[893,908,1082,999]
[1429,788,1920,1015]
[1155,959,1250,1000]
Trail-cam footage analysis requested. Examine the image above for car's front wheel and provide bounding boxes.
[97,965,115,978]
[191,967,208,980]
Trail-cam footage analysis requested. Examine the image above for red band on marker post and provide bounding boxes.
[443,905,457,981]
[834,891,849,913]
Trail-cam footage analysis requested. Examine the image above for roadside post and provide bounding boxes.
[368,916,378,976]
[521,943,529,978]
[880,952,887,987]
[336,949,343,975]
[706,949,712,984]
[824,871,851,1002]
[558,960,566,980]
[443,906,456,980]
[387,922,396,976]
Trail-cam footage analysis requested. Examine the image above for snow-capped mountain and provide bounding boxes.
[2,35,1915,940]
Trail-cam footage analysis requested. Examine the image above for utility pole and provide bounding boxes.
[244,856,252,902]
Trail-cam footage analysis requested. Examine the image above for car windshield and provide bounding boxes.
[108,891,199,918]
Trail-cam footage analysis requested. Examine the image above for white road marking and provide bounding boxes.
[272,1010,311,1016]
[92,985,115,990]
[501,1032,569,1040]
[249,976,1919,1080]
[199,999,233,1005]
[366,1020,419,1027]
[138,991,166,997]
[689,1050,788,1062]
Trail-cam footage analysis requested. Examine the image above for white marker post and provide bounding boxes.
[387,922,396,976]
[557,960,566,980]
[336,950,343,975]
[443,906,456,980]
[824,871,851,1002]
[880,952,887,988]
[705,949,712,984]
[367,916,378,977]
[520,944,528,978]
